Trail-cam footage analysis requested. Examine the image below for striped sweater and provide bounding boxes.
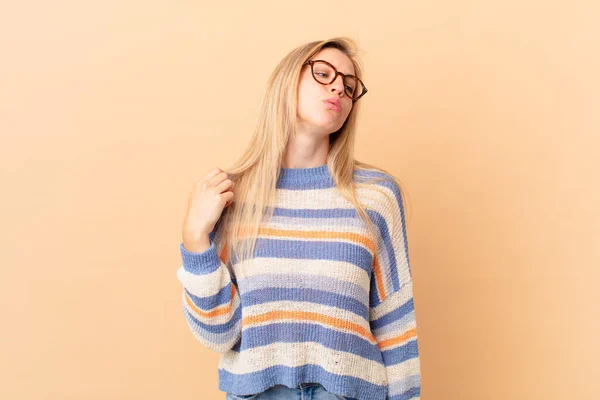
[176,164,421,400]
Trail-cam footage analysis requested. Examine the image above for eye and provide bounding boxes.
[345,85,355,94]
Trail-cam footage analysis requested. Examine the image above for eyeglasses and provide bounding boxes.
[302,59,368,103]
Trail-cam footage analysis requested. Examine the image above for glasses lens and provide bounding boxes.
[345,77,364,100]
[312,61,335,84]
[312,61,364,100]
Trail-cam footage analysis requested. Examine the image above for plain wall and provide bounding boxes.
[1,1,598,399]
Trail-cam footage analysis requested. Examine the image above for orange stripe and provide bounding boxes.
[184,282,237,318]
[219,239,229,264]
[371,254,387,303]
[243,310,377,343]
[236,226,376,254]
[377,327,418,350]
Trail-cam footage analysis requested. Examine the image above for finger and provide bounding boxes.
[215,178,234,193]
[223,191,234,207]
[203,167,222,180]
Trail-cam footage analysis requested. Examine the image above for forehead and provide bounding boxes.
[311,48,356,76]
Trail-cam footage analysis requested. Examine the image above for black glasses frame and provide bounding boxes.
[303,59,368,103]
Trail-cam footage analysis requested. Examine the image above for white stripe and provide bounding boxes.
[177,264,231,298]
[386,357,421,387]
[234,257,370,294]
[271,214,366,231]
[218,341,388,386]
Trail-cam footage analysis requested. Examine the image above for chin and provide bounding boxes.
[317,115,344,129]
[314,121,342,134]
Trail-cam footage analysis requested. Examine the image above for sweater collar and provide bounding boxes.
[276,163,335,189]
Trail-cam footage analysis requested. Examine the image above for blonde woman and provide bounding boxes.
[177,37,422,399]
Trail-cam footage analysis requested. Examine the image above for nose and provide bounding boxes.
[329,74,345,97]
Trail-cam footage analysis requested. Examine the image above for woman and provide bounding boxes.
[177,37,422,400]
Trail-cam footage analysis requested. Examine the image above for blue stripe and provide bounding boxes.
[381,339,420,365]
[389,386,421,400]
[370,297,414,330]
[184,283,233,309]
[180,241,222,274]
[276,176,335,190]
[219,363,387,400]
[237,322,383,362]
[242,273,368,307]
[241,286,368,319]
[366,210,401,300]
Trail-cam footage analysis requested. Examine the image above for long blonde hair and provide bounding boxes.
[217,36,410,269]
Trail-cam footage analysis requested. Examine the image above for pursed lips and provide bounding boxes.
[323,98,341,111]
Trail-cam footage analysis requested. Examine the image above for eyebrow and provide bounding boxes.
[339,67,356,76]
[324,60,355,76]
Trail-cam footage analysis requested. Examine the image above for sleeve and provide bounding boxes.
[369,180,422,399]
[176,213,242,353]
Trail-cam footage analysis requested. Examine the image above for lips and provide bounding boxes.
[323,97,341,112]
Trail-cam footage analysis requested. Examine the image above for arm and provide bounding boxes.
[176,216,242,353]
[369,181,422,399]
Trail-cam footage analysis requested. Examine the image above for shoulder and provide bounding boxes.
[352,166,405,215]
[353,166,400,190]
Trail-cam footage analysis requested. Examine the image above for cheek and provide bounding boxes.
[340,103,352,121]
[344,102,352,116]
[297,85,321,118]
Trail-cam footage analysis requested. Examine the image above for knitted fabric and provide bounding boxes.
[177,164,421,399]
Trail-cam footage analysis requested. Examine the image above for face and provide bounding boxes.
[296,48,355,137]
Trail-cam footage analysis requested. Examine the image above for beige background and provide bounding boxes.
[1,1,598,399]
